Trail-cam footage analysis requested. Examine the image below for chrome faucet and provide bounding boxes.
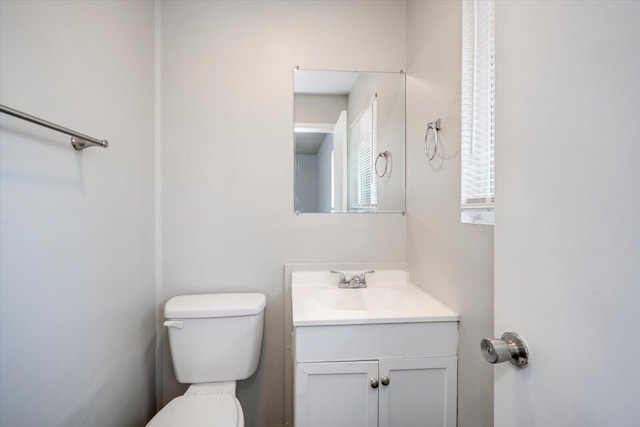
[330,270,347,287]
[330,270,375,288]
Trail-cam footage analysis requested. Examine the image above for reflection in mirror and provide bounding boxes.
[293,69,405,214]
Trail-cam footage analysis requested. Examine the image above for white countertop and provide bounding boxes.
[292,270,459,326]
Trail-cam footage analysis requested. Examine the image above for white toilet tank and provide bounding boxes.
[164,293,266,384]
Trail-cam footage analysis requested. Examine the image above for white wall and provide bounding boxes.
[0,2,502,426]
[159,1,406,426]
[294,94,347,124]
[0,1,156,426]
[494,1,640,425]
[405,1,494,426]
[316,134,333,213]
[348,73,406,212]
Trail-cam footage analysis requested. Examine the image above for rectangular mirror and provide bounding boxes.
[293,69,405,214]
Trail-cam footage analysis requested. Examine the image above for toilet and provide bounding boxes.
[147,293,266,427]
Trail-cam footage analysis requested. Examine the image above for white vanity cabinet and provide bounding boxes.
[377,357,457,427]
[295,360,379,427]
[290,270,460,427]
[293,322,458,427]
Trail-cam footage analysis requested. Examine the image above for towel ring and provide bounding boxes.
[424,119,441,161]
[375,151,392,178]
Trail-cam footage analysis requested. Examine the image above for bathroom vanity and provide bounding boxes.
[291,270,459,427]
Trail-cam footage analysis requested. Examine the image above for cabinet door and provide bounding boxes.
[378,357,457,427]
[295,361,378,427]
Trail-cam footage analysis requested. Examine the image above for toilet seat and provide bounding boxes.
[146,393,243,427]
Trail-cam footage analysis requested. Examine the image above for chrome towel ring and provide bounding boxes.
[375,150,392,178]
[424,119,441,161]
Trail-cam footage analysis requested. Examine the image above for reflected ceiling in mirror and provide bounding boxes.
[293,69,405,214]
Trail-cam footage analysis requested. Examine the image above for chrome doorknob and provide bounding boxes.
[370,379,379,389]
[481,332,529,368]
[380,376,390,386]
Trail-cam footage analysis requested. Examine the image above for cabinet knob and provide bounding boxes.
[370,378,379,389]
[381,376,390,386]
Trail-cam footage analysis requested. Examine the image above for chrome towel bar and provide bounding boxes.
[0,103,108,151]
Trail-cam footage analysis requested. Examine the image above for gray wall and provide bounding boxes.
[295,153,319,213]
[0,1,156,426]
[405,1,494,426]
[159,2,407,426]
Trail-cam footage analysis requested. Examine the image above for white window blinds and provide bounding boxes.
[461,0,495,225]
[348,97,378,212]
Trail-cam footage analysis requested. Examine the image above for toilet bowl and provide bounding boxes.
[147,394,242,427]
[146,293,266,427]
[147,383,244,427]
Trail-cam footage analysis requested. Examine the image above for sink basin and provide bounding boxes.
[315,287,403,311]
[292,270,459,326]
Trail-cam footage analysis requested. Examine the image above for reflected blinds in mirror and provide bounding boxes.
[348,97,378,212]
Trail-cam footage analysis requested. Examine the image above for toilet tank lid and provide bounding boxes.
[165,293,266,318]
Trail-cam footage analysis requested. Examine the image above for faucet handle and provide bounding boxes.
[358,270,375,284]
[330,270,347,285]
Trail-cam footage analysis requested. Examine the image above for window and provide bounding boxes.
[348,96,378,212]
[461,0,495,225]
